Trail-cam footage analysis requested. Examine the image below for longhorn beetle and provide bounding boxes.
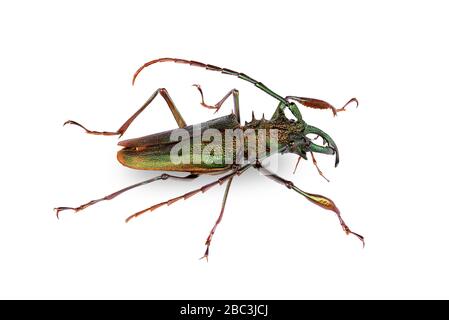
[55,58,363,260]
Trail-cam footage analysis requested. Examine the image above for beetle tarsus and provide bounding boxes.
[54,201,96,218]
[286,96,359,117]
[310,152,330,182]
[54,200,98,218]
[63,120,121,136]
[54,206,78,219]
[192,84,221,111]
[337,97,359,114]
[342,224,365,247]
[192,84,241,120]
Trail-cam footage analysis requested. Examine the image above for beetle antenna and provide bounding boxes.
[133,58,289,106]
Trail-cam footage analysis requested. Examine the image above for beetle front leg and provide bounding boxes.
[54,173,198,218]
[192,85,241,124]
[286,96,358,117]
[64,88,187,137]
[253,162,364,246]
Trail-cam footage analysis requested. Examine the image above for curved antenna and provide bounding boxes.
[132,57,289,105]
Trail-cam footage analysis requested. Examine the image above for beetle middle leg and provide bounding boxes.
[253,162,364,246]
[125,164,250,223]
[64,88,187,137]
[192,85,241,124]
[54,173,198,218]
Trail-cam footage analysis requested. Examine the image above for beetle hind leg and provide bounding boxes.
[253,163,365,247]
[54,173,198,219]
[200,177,234,262]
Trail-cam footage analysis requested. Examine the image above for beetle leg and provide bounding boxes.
[293,156,301,174]
[64,88,187,137]
[286,96,358,117]
[253,163,364,247]
[125,164,250,223]
[54,173,198,219]
[310,152,330,182]
[192,85,241,124]
[200,177,234,262]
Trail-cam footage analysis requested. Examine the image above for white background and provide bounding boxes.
[1,0,448,299]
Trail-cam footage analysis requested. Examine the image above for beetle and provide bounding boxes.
[55,57,363,260]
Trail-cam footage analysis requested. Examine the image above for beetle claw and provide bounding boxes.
[351,231,365,248]
[63,120,84,129]
[343,225,365,247]
[199,246,210,262]
[62,120,121,136]
[54,207,77,219]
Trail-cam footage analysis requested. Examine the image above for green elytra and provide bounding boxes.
[56,58,363,260]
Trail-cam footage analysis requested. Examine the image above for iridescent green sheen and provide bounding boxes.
[56,57,364,252]
[117,108,338,172]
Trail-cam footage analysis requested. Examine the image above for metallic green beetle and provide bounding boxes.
[55,58,363,260]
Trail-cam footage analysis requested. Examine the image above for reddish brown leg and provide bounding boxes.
[200,177,234,261]
[310,152,330,182]
[293,156,301,174]
[192,85,241,123]
[64,88,187,137]
[125,165,250,223]
[54,173,198,218]
[286,96,358,117]
[254,163,364,247]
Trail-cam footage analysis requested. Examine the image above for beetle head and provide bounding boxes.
[288,124,339,167]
